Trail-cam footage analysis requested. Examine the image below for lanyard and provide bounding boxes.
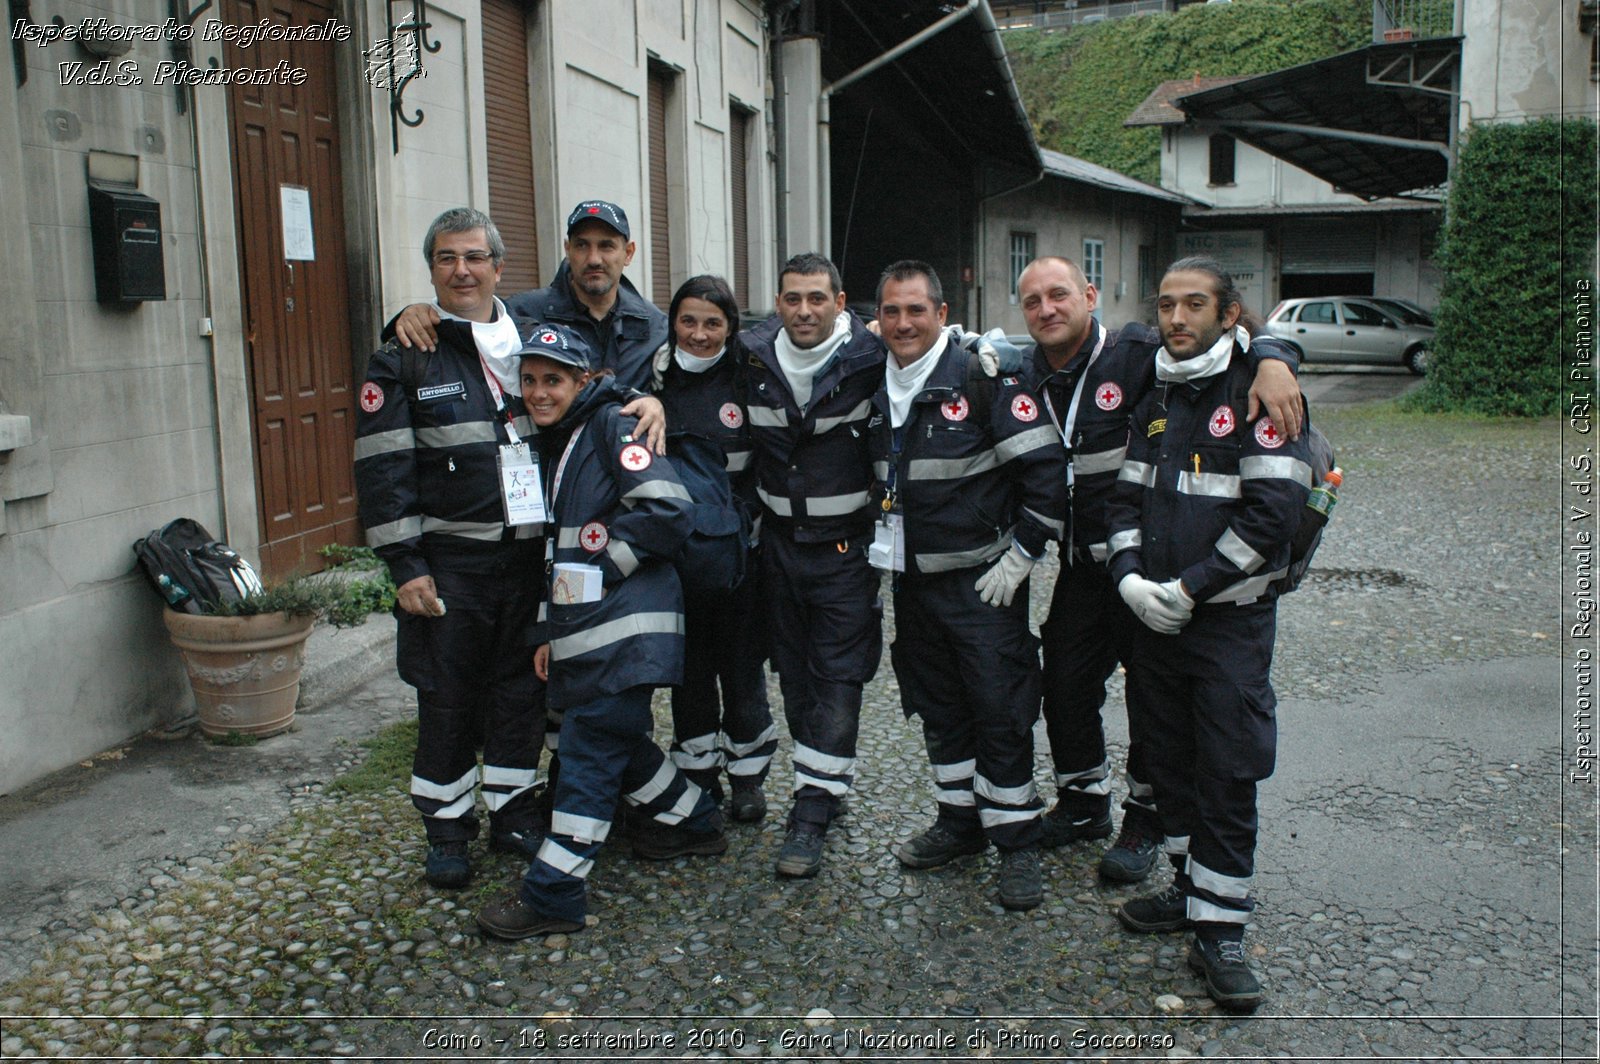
[1041,322,1107,451]
[477,353,522,444]
[547,424,586,516]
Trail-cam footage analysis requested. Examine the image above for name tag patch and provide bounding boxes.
[416,381,466,402]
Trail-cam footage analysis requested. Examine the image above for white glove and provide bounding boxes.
[975,544,1037,607]
[1157,578,1194,627]
[1118,574,1186,635]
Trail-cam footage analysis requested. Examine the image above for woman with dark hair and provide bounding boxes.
[475,324,725,941]
[651,275,777,823]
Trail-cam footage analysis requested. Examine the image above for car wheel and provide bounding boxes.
[1403,344,1428,376]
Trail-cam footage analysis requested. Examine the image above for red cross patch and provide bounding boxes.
[1011,394,1039,423]
[579,521,609,553]
[1095,382,1123,411]
[1254,417,1285,449]
[1209,405,1236,438]
[539,331,558,344]
[719,402,744,428]
[619,443,652,471]
[587,206,601,214]
[942,396,970,422]
[359,382,384,414]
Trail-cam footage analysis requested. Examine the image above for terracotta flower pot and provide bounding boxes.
[162,610,316,738]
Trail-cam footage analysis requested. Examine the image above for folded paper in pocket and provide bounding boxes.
[551,563,604,605]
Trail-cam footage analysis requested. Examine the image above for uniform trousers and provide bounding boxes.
[395,553,544,845]
[1039,554,1158,825]
[762,530,883,826]
[521,686,721,922]
[1123,602,1279,928]
[670,555,778,800]
[890,567,1044,851]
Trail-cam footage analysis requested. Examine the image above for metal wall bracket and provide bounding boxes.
[379,1,440,155]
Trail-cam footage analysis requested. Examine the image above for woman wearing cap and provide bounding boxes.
[476,323,726,942]
[651,275,776,823]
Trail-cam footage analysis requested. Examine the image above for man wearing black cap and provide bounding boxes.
[392,200,668,394]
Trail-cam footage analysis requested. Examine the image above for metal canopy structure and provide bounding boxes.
[1173,36,1461,200]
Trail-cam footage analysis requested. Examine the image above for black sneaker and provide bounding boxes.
[424,841,471,888]
[895,821,989,869]
[996,847,1043,911]
[1116,881,1191,933]
[1098,818,1161,883]
[775,824,825,878]
[1187,933,1263,1012]
[1039,802,1113,849]
[632,821,729,860]
[475,892,585,941]
[489,826,544,859]
[730,781,767,823]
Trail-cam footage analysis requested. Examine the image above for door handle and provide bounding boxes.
[1345,330,1355,335]
[1296,327,1306,333]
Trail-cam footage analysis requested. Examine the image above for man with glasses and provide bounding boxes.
[353,207,546,890]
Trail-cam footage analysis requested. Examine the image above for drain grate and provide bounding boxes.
[1302,567,1416,591]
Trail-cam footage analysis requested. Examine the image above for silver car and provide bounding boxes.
[1264,296,1434,375]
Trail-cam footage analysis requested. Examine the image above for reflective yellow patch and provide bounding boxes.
[1147,418,1166,437]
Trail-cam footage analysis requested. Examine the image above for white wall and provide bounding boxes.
[1164,128,1380,210]
[1459,0,1596,127]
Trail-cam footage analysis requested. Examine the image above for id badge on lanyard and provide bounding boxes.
[868,428,907,573]
[498,443,547,526]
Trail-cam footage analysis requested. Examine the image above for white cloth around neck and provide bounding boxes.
[436,296,521,393]
[774,310,853,409]
[1155,324,1250,383]
[885,331,949,429]
[674,345,725,374]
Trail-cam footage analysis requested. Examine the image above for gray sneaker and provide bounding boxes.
[996,847,1043,911]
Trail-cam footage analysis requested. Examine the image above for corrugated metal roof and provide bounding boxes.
[1040,148,1194,205]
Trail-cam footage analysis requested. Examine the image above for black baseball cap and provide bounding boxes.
[565,200,630,241]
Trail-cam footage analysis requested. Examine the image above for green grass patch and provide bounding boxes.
[329,718,418,794]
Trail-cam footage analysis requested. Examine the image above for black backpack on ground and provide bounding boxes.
[132,518,264,614]
[664,430,751,593]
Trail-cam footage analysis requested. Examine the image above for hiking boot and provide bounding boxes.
[475,892,585,942]
[632,821,729,860]
[730,781,768,823]
[1187,933,1263,1012]
[895,821,989,869]
[488,826,544,859]
[1039,802,1113,849]
[1098,817,1161,883]
[1116,881,1191,933]
[424,841,471,888]
[996,847,1043,911]
[775,823,825,878]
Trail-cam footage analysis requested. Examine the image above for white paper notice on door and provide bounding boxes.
[280,185,315,261]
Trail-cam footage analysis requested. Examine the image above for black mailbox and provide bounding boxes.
[88,184,165,303]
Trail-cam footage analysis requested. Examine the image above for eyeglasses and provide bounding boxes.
[431,250,496,268]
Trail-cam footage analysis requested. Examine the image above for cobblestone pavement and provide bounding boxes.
[1,405,1594,1061]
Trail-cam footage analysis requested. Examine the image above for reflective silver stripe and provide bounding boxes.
[410,766,478,801]
[353,428,415,462]
[427,792,475,819]
[1190,857,1253,900]
[1086,542,1108,562]
[671,747,722,771]
[535,837,594,879]
[511,414,535,438]
[748,406,788,428]
[932,758,976,783]
[915,528,1011,574]
[1207,565,1290,604]
[757,486,792,516]
[1164,833,1190,858]
[1073,445,1126,476]
[513,524,540,540]
[725,451,751,473]
[556,526,585,549]
[551,812,611,844]
[416,422,498,448]
[979,806,1039,827]
[995,425,1058,463]
[627,759,676,805]
[794,769,851,795]
[606,538,639,578]
[1054,758,1110,789]
[908,450,998,481]
[421,518,503,540]
[366,516,422,547]
[872,460,889,482]
[1189,897,1249,925]
[1217,527,1266,574]
[793,742,854,776]
[1177,471,1241,499]
[623,479,693,503]
[481,765,538,788]
[812,400,872,435]
[724,723,778,757]
[1107,528,1142,556]
[936,786,977,807]
[1022,506,1066,536]
[549,611,684,660]
[1119,461,1156,487]
[676,731,719,756]
[1241,454,1313,486]
[974,773,1039,807]
[806,490,871,517]
[653,781,702,825]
